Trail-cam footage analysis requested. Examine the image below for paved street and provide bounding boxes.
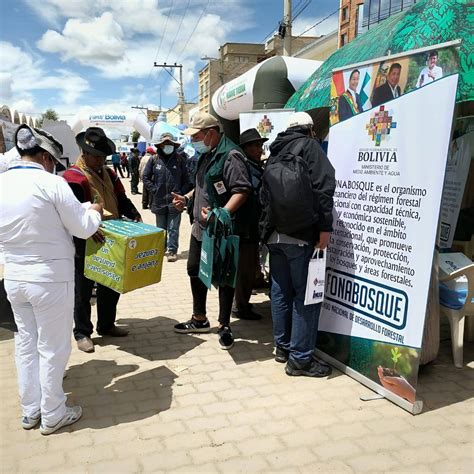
[0,179,473,473]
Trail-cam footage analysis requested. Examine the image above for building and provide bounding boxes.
[293,30,338,61]
[338,0,418,47]
[198,42,265,113]
[166,102,197,126]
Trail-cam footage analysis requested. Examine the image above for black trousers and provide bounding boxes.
[113,163,124,177]
[142,184,152,208]
[232,241,259,313]
[187,235,234,327]
[131,171,139,193]
[73,255,120,340]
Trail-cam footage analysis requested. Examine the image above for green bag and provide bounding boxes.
[198,210,218,290]
[198,208,240,289]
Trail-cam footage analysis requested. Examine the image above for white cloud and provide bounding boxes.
[0,41,90,112]
[37,12,126,65]
[292,13,339,38]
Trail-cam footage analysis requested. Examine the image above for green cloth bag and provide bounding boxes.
[198,210,218,290]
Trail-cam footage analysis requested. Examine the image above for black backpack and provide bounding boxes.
[262,139,317,234]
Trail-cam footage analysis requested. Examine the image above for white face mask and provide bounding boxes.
[162,145,175,155]
[192,131,211,154]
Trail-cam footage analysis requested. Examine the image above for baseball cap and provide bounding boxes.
[15,124,65,171]
[286,112,314,129]
[146,146,157,154]
[183,112,220,136]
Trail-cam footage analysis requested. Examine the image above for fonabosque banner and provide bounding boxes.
[318,69,458,414]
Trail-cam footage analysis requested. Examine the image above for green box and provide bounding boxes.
[84,219,166,294]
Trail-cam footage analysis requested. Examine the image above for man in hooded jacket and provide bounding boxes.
[260,112,335,378]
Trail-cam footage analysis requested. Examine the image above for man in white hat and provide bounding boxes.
[260,112,335,377]
[0,124,103,435]
[172,112,252,349]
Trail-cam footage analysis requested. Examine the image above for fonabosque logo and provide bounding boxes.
[366,105,397,146]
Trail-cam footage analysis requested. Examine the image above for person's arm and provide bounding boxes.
[54,178,102,239]
[222,151,251,214]
[338,95,350,121]
[306,141,336,246]
[180,155,193,194]
[143,157,156,194]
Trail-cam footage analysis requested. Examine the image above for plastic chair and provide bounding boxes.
[439,264,474,368]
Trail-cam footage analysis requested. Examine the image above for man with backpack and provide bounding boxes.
[260,112,335,377]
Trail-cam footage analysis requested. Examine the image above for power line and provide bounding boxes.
[145,0,175,87]
[294,7,340,38]
[176,0,211,64]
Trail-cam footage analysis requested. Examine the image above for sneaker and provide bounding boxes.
[76,336,94,353]
[22,411,41,430]
[231,309,262,321]
[40,406,82,435]
[174,317,211,334]
[167,253,177,262]
[275,346,289,363]
[312,353,331,369]
[218,326,234,350]
[285,358,332,377]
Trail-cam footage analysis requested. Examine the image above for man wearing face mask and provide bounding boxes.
[143,133,192,262]
[171,112,252,350]
[0,125,103,434]
[64,127,142,353]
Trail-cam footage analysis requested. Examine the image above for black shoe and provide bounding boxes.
[218,326,234,350]
[275,346,289,363]
[312,353,331,369]
[142,205,149,210]
[231,309,262,321]
[174,318,211,334]
[285,358,332,377]
[98,325,129,337]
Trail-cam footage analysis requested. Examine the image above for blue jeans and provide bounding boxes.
[268,243,321,366]
[156,210,181,254]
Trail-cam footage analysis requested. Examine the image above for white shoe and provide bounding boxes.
[40,406,82,435]
[22,411,41,430]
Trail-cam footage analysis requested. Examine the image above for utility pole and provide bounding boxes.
[154,62,185,124]
[283,0,292,56]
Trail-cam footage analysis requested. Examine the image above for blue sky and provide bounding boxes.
[0,0,339,123]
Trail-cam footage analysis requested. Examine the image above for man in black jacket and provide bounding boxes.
[260,112,335,377]
[143,133,192,262]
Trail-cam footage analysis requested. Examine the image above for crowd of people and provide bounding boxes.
[0,109,335,434]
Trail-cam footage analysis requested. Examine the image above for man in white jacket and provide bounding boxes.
[0,124,103,435]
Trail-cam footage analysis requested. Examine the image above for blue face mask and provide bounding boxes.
[192,131,211,154]
[162,145,175,155]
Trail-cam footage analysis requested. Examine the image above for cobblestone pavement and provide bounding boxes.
[0,178,473,473]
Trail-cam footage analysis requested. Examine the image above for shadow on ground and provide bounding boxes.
[64,359,176,430]
[416,319,474,413]
[93,316,205,361]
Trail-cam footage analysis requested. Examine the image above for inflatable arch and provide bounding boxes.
[212,56,322,121]
[71,112,152,140]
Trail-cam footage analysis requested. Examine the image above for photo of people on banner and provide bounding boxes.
[329,43,460,126]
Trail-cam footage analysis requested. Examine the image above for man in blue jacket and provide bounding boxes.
[143,133,192,262]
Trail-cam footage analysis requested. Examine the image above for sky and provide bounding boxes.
[0,0,339,127]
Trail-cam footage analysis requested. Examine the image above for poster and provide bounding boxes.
[329,41,460,126]
[439,131,473,248]
[239,109,295,158]
[319,70,458,413]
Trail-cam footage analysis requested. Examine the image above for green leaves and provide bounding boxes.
[391,347,402,368]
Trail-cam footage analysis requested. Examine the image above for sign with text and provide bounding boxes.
[319,72,458,412]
